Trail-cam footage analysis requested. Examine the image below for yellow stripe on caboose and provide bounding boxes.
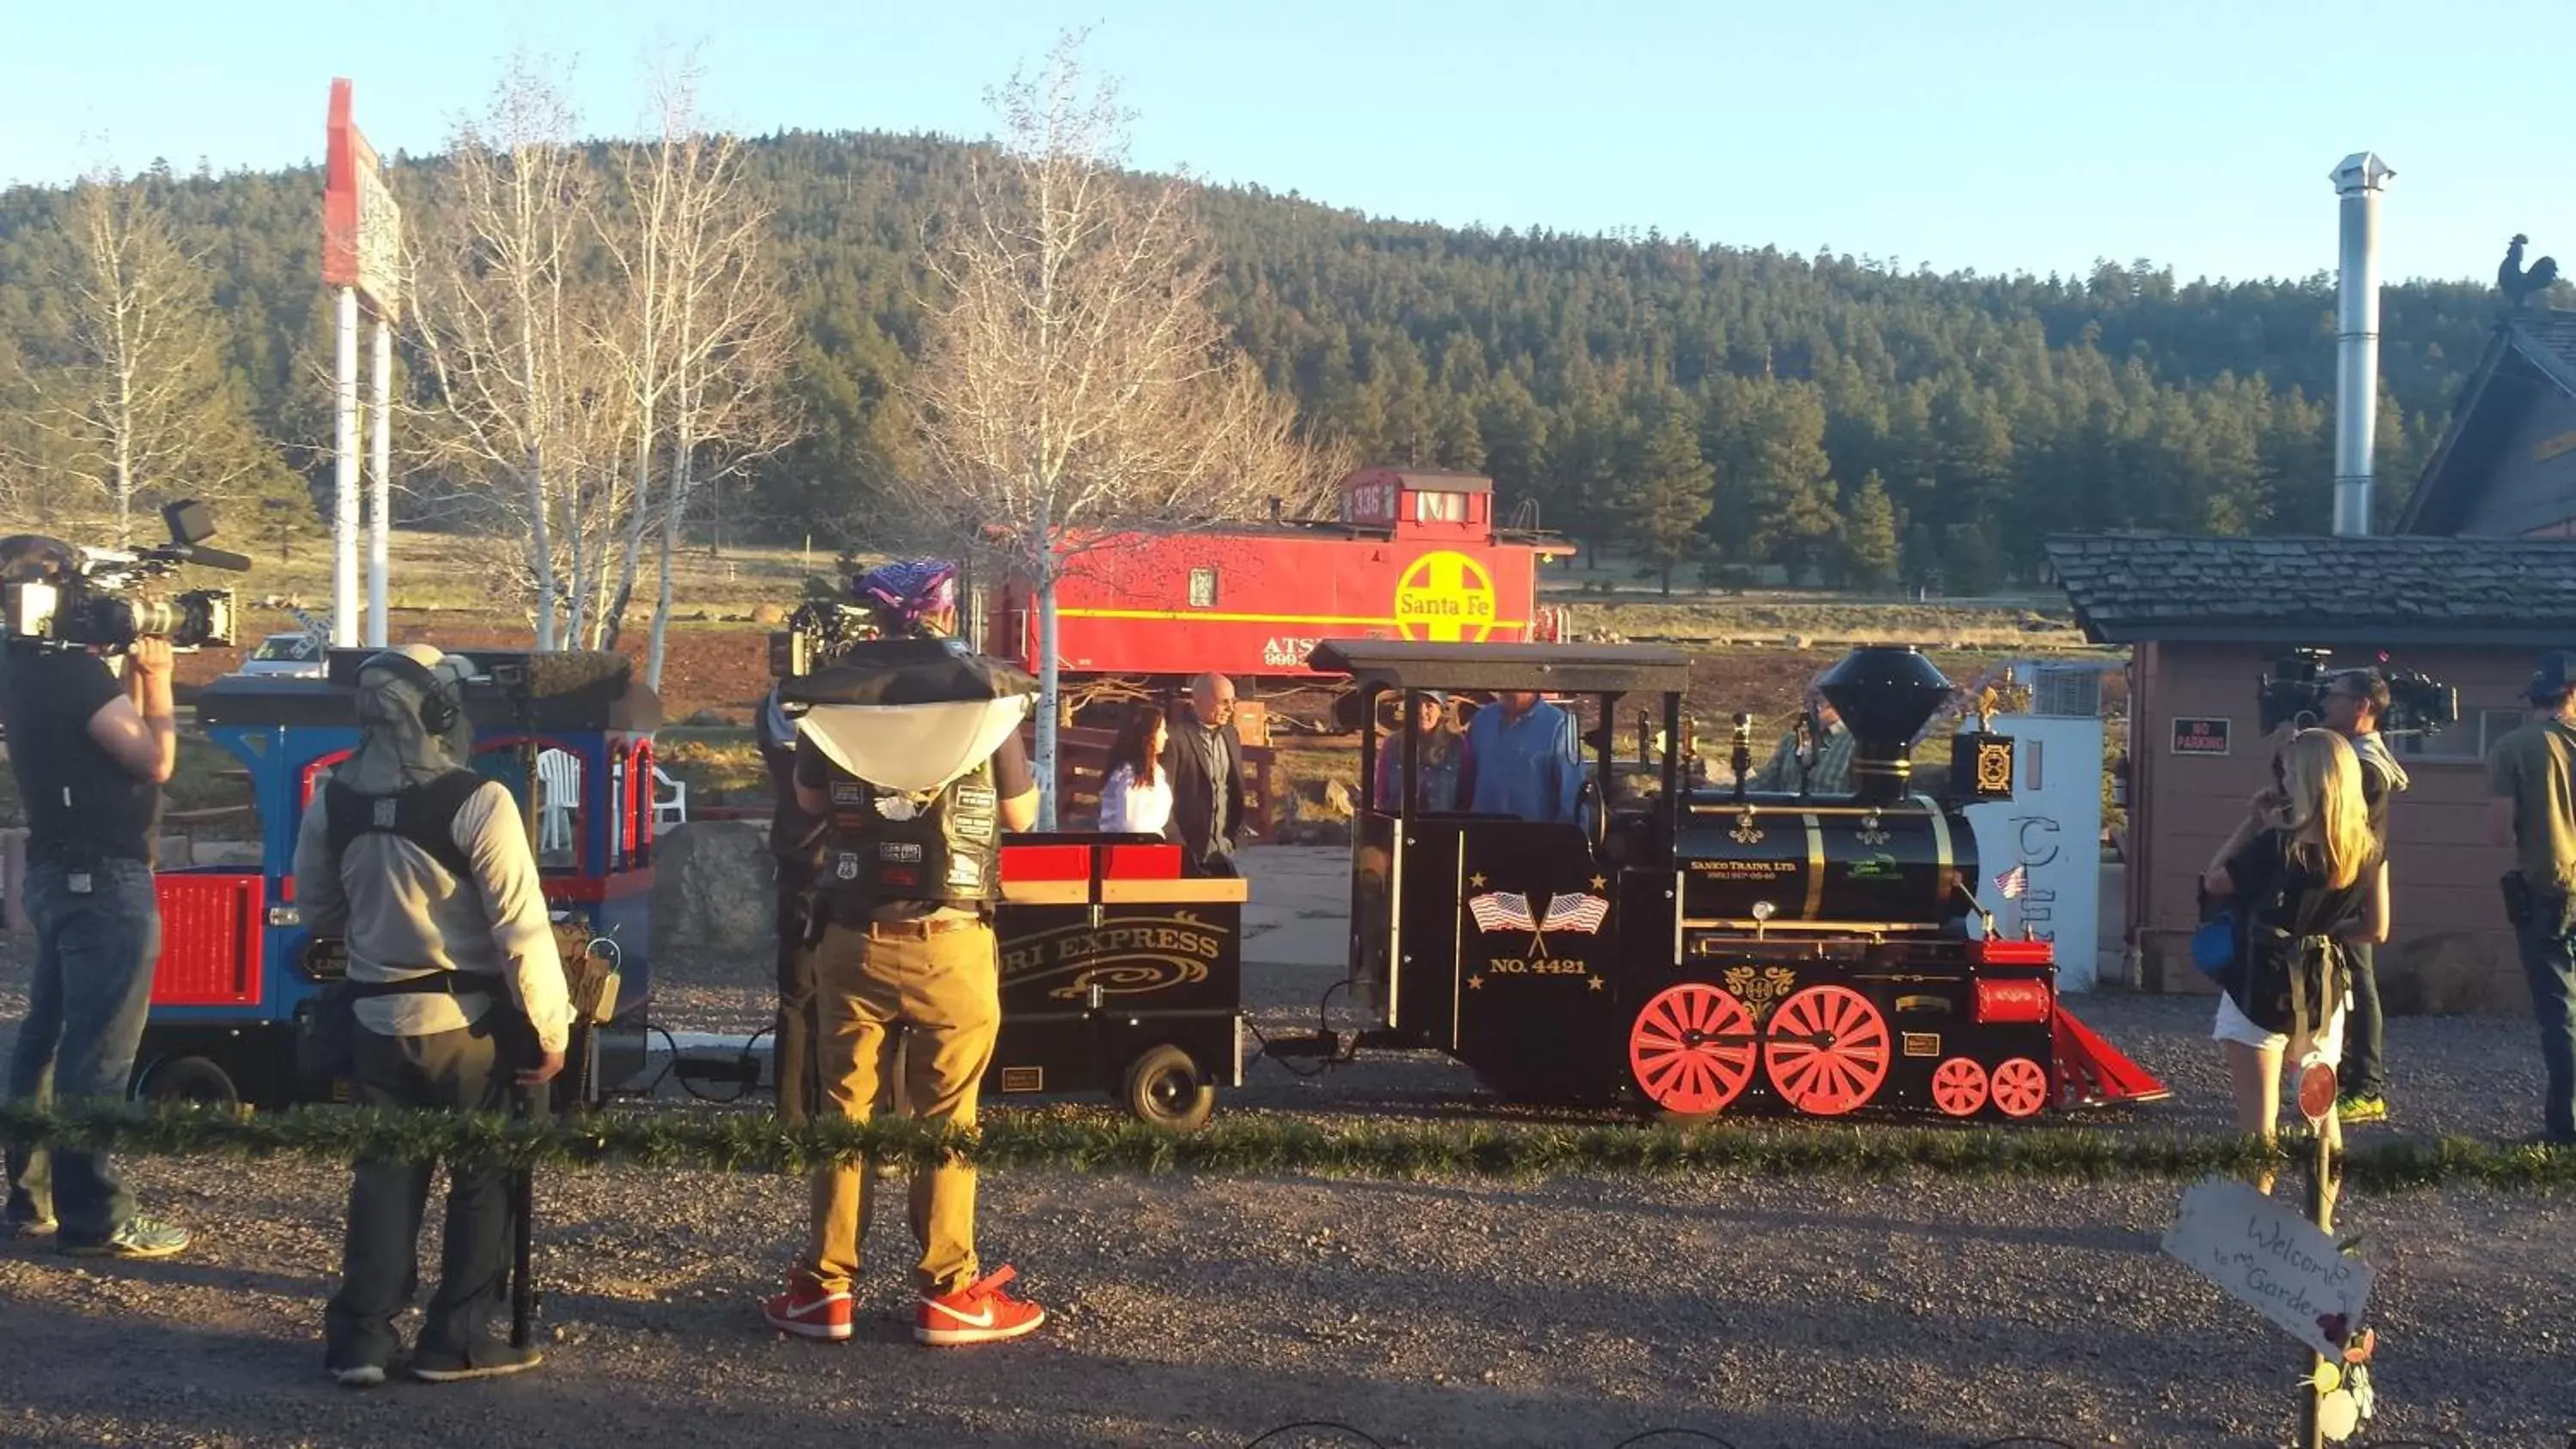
[1056,608,1530,630]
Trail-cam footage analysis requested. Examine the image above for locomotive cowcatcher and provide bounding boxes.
[1291,639,2167,1119]
[135,649,657,1109]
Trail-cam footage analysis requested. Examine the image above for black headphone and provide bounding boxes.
[360,650,464,736]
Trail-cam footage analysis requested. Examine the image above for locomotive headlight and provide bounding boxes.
[1751,900,1777,922]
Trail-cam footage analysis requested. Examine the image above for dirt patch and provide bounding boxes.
[173,615,784,725]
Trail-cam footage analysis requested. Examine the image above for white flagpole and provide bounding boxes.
[332,285,360,646]
[367,312,392,647]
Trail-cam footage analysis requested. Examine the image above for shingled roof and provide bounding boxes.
[2397,306,2576,534]
[2043,533,2576,645]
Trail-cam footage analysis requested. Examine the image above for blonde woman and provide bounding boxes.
[2202,729,2389,1155]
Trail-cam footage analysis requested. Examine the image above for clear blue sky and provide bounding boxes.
[2,0,2564,287]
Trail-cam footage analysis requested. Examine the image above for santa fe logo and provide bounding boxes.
[1394,551,1498,642]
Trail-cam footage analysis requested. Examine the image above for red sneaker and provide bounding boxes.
[762,1271,854,1342]
[914,1265,1046,1346]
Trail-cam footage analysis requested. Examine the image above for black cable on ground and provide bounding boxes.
[1245,1020,1330,1079]
[646,1022,773,1105]
[678,1024,771,1105]
[1605,1430,1745,1449]
[1240,1422,1390,1448]
[637,1025,683,1095]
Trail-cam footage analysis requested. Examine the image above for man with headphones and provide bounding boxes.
[291,645,573,1385]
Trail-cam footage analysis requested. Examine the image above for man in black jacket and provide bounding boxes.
[1162,672,1246,878]
[2321,669,2407,1125]
[756,683,828,1123]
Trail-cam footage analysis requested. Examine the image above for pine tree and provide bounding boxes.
[1431,388,1486,471]
[1477,373,1550,517]
[1741,382,1844,580]
[1842,473,1899,590]
[1619,409,1714,595]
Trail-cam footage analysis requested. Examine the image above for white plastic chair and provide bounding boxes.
[652,765,689,831]
[536,748,579,856]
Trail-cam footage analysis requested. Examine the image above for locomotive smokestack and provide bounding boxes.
[2330,151,2394,537]
[1815,646,1956,805]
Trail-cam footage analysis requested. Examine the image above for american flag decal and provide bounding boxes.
[1541,893,1611,935]
[1995,864,2029,900]
[1467,892,1537,933]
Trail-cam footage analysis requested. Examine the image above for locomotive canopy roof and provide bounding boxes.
[1307,639,1695,696]
[196,648,663,732]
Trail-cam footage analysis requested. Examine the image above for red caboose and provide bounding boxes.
[976,470,1572,692]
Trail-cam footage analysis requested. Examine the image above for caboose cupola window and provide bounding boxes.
[1415,490,1467,524]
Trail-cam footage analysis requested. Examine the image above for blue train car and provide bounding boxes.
[137,648,659,1107]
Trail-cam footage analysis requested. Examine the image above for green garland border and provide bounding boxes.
[3,1102,2571,1191]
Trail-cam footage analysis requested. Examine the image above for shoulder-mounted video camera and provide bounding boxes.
[1,500,250,655]
[2257,646,2458,737]
[768,600,885,679]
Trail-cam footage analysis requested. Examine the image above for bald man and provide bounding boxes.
[1161,673,1247,878]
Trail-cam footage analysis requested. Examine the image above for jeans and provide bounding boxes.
[2344,942,2385,1096]
[324,1020,513,1373]
[5,858,161,1239]
[2511,913,2576,1142]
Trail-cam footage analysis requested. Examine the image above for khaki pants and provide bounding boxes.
[804,919,999,1297]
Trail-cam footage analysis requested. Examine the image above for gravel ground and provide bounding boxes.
[3,847,2572,1448]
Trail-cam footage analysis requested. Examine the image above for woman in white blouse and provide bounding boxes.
[1097,704,1174,834]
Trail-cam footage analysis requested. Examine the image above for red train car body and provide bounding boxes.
[977,470,1571,688]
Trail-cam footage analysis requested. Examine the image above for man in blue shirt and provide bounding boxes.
[1458,691,1585,823]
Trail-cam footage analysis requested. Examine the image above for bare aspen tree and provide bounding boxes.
[906,36,1329,825]
[597,53,793,684]
[594,58,688,657]
[26,175,269,546]
[0,337,47,524]
[408,58,598,650]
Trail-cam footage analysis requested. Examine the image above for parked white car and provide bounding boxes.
[237,631,327,678]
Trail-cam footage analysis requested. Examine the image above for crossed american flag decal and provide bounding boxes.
[1467,889,1611,955]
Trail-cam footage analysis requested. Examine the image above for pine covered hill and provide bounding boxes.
[0,131,2542,593]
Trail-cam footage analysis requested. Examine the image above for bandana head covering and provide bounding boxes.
[852,560,957,636]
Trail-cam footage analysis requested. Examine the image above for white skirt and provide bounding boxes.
[2212,988,2348,1067]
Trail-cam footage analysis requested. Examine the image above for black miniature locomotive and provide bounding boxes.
[1297,640,2164,1119]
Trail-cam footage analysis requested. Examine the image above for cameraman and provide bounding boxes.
[2319,669,2408,1125]
[2487,651,2576,1146]
[0,536,191,1258]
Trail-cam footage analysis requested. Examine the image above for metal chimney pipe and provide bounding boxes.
[2330,152,2395,537]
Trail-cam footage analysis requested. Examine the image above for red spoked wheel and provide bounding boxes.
[1762,985,1891,1116]
[1629,984,1759,1116]
[1929,1057,1990,1118]
[1989,1057,2050,1119]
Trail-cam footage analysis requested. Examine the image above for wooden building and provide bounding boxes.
[2046,306,2576,1011]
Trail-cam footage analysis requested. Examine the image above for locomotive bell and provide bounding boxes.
[1816,646,1955,804]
